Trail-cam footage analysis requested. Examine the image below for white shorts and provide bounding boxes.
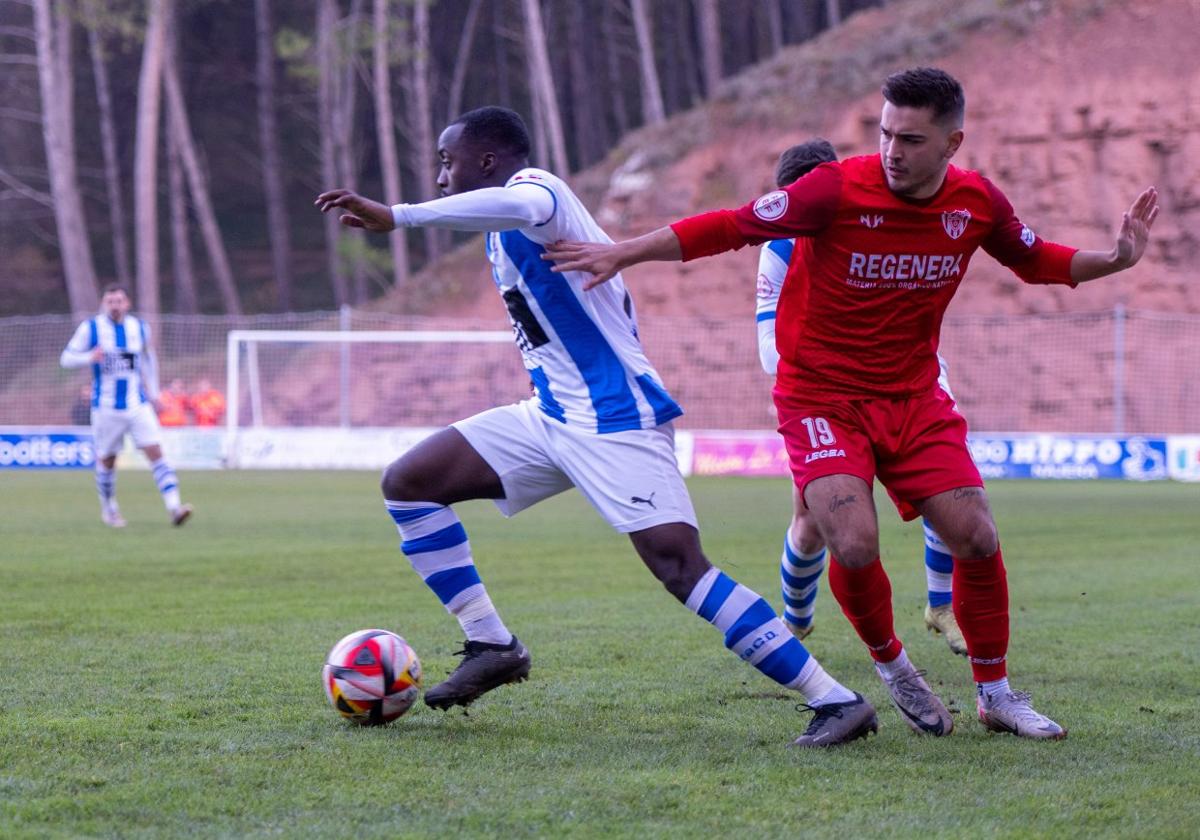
[453,399,697,533]
[92,403,161,457]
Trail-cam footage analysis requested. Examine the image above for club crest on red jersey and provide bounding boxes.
[941,209,971,240]
[753,191,789,221]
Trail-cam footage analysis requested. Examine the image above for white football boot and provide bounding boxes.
[978,689,1067,740]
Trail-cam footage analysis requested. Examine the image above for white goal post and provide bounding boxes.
[225,329,515,468]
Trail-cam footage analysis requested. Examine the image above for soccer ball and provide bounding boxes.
[322,629,422,725]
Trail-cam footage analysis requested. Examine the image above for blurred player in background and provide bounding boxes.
[759,139,965,656]
[60,284,193,528]
[547,67,1159,740]
[318,106,878,747]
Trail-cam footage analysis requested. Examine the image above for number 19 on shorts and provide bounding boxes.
[800,417,836,447]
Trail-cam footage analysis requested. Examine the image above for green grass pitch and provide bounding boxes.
[2,472,1198,838]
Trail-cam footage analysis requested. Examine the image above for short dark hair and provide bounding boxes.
[882,67,965,127]
[101,282,130,298]
[775,139,838,187]
[453,106,532,159]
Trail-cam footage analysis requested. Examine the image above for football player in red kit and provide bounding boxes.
[545,67,1159,741]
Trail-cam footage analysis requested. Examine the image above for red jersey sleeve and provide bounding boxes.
[981,178,1077,287]
[670,163,842,262]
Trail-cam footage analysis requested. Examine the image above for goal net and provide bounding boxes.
[225,328,522,467]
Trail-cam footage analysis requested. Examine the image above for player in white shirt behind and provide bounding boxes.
[756,141,965,656]
[60,284,193,528]
[316,107,879,747]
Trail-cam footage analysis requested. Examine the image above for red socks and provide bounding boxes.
[952,548,1010,682]
[828,556,903,663]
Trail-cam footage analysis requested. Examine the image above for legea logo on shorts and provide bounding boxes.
[805,448,846,464]
[753,191,788,221]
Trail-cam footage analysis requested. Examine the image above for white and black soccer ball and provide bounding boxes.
[322,629,422,725]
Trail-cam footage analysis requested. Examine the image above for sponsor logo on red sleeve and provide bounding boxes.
[1020,225,1036,247]
[753,191,789,221]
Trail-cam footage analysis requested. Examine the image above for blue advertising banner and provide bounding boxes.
[967,434,1169,480]
[0,429,95,469]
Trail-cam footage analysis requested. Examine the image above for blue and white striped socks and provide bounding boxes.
[149,457,181,512]
[95,464,116,512]
[923,520,954,608]
[686,567,854,706]
[386,499,512,645]
[780,532,826,633]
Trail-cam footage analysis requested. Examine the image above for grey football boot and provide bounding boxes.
[424,636,531,710]
[876,662,954,736]
[790,693,879,748]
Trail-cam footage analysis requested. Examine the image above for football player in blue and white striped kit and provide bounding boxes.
[60,284,193,528]
[756,141,964,655]
[317,107,878,746]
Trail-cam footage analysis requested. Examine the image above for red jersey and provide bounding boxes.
[673,154,1078,399]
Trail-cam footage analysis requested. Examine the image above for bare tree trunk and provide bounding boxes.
[528,74,549,170]
[334,0,367,303]
[758,0,784,54]
[163,39,243,315]
[492,0,510,107]
[162,4,196,315]
[602,0,629,138]
[317,0,349,306]
[445,0,483,122]
[405,0,442,260]
[33,0,99,317]
[693,0,721,96]
[566,0,602,168]
[825,0,842,27]
[133,0,166,319]
[662,0,699,112]
[629,0,665,125]
[167,122,198,314]
[521,0,568,173]
[372,0,409,287]
[254,0,293,311]
[86,23,132,291]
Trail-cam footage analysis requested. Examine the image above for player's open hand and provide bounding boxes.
[542,241,623,290]
[1115,186,1159,268]
[314,189,396,233]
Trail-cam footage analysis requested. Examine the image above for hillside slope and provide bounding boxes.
[384,0,1199,324]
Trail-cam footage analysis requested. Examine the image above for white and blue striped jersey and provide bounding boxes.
[755,238,793,375]
[61,315,157,412]
[485,169,681,433]
[394,167,680,434]
[754,237,954,394]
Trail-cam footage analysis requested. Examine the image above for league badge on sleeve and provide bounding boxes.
[754,191,789,221]
[756,273,774,300]
[941,209,971,240]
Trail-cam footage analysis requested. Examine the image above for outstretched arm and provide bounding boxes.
[315,184,554,234]
[546,164,840,290]
[314,190,396,232]
[544,227,682,290]
[1069,187,1159,283]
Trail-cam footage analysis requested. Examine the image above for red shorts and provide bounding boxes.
[774,385,982,521]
